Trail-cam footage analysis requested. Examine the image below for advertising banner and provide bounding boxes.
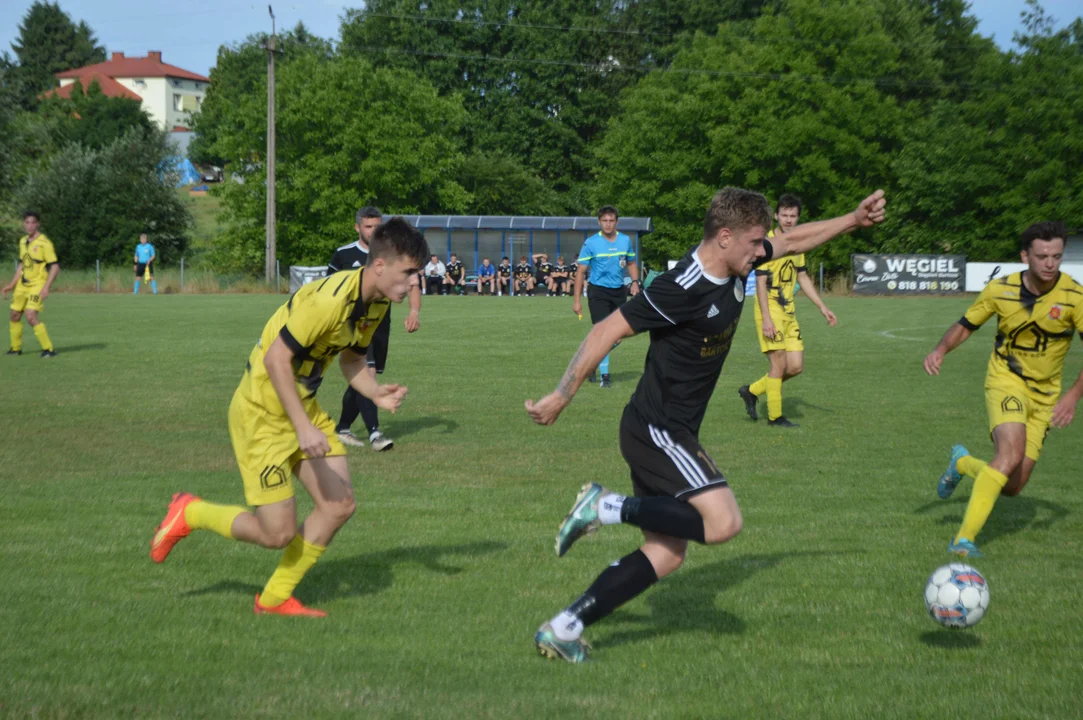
[289,266,327,293]
[852,254,964,294]
[965,261,1083,292]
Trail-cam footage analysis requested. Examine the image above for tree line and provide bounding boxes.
[3,0,1082,272]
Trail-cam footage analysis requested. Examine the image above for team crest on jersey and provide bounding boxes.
[1049,305,1062,320]
[734,280,744,302]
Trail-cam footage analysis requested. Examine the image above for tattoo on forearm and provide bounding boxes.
[557,341,587,399]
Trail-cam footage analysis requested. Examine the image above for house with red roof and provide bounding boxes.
[49,51,210,131]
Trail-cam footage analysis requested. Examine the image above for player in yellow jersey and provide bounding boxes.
[738,195,836,427]
[149,218,428,616]
[3,211,60,358]
[925,221,1083,558]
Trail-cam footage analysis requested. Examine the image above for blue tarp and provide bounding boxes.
[167,156,201,187]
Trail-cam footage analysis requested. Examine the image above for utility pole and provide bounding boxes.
[264,5,278,285]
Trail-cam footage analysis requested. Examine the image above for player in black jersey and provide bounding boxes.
[497,257,512,296]
[551,256,570,296]
[532,253,555,296]
[514,256,535,296]
[526,187,886,663]
[443,253,466,295]
[327,206,422,451]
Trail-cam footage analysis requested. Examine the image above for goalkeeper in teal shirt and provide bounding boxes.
[134,234,157,295]
[572,205,639,388]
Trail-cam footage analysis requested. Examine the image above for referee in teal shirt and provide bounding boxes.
[134,233,157,295]
[572,205,639,388]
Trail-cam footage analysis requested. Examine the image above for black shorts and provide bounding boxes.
[587,284,626,324]
[135,262,154,277]
[619,405,728,499]
[367,309,391,373]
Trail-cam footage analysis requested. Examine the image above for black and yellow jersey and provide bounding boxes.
[961,271,1083,398]
[237,268,390,414]
[754,229,805,318]
[18,234,58,286]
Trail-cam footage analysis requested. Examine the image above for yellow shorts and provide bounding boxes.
[228,387,345,506]
[756,307,803,353]
[985,381,1053,462]
[10,283,45,313]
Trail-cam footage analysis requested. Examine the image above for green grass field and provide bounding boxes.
[2,293,1081,718]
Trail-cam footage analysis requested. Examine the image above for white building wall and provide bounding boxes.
[58,75,207,131]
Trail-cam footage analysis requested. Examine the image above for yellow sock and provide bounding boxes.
[184,500,246,539]
[9,321,22,351]
[957,455,987,479]
[260,535,326,607]
[32,323,52,352]
[749,374,769,396]
[766,377,783,420]
[956,466,1008,542]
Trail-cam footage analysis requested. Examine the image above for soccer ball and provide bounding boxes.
[924,563,990,628]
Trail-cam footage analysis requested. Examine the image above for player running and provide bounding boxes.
[924,221,1083,558]
[4,211,59,358]
[527,187,886,662]
[739,194,836,427]
[149,218,427,616]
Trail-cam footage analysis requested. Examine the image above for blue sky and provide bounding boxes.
[2,0,1080,79]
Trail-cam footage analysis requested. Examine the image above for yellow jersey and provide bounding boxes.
[18,234,58,286]
[962,271,1083,399]
[237,268,390,415]
[754,229,806,318]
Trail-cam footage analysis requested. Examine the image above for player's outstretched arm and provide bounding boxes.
[526,311,637,426]
[923,322,972,376]
[264,337,332,458]
[1052,366,1083,428]
[341,349,408,413]
[770,190,886,258]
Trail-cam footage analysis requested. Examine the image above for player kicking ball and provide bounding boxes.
[149,218,427,616]
[924,221,1083,558]
[526,187,885,662]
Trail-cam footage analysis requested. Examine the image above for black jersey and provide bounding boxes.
[553,264,568,276]
[327,241,369,275]
[498,263,512,277]
[536,261,553,277]
[515,262,532,279]
[446,260,464,279]
[620,243,774,436]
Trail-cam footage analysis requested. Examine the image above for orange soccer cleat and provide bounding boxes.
[150,492,199,563]
[254,594,327,618]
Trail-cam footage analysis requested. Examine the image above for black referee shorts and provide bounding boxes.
[367,309,391,373]
[619,405,728,500]
[135,262,154,277]
[587,284,626,324]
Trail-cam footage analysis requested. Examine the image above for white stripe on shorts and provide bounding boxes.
[648,424,709,488]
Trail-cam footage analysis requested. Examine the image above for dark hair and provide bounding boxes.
[369,217,429,266]
[777,193,802,215]
[1020,221,1067,252]
[597,205,618,220]
[22,211,40,221]
[502,256,509,261]
[450,253,457,258]
[703,187,772,239]
[355,205,382,224]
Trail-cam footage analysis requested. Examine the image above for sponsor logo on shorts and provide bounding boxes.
[260,465,288,490]
[1000,396,1024,414]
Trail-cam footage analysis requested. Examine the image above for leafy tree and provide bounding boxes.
[11,1,105,107]
[39,79,155,150]
[14,128,191,267]
[208,52,469,272]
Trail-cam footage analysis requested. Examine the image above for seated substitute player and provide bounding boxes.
[497,257,512,296]
[477,257,496,295]
[525,187,886,662]
[924,220,1083,559]
[423,255,446,295]
[444,253,466,295]
[133,233,157,295]
[149,218,428,617]
[532,253,555,295]
[514,256,535,296]
[3,211,59,358]
[551,256,571,296]
[739,194,837,428]
[328,206,421,452]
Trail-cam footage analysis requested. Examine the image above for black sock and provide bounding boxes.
[336,387,363,432]
[567,549,658,628]
[359,395,379,435]
[620,496,706,543]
